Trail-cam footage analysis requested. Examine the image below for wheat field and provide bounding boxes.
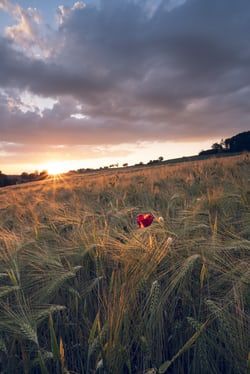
[0,154,249,374]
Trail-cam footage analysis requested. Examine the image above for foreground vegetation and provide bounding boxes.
[0,154,249,373]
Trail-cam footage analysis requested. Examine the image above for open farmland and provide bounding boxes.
[0,154,249,374]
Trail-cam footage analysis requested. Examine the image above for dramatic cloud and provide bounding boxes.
[0,0,249,171]
[0,0,53,57]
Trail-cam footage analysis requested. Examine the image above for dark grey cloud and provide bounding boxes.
[0,0,250,148]
[0,38,113,101]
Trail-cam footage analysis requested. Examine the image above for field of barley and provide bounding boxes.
[0,154,249,374]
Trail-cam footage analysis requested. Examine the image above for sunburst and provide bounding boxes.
[42,161,66,176]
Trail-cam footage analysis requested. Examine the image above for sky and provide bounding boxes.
[0,0,249,174]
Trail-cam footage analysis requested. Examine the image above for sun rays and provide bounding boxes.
[43,161,67,176]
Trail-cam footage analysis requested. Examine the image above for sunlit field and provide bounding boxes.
[0,154,249,374]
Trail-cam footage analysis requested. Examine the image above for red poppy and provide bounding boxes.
[136,213,154,228]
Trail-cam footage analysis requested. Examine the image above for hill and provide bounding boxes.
[0,154,249,373]
[1,130,249,188]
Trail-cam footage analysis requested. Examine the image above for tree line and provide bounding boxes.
[199,131,250,156]
[0,170,48,188]
[1,131,249,187]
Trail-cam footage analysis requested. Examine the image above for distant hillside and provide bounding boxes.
[0,171,48,188]
[199,130,250,156]
[1,130,249,188]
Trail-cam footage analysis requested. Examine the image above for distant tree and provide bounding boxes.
[224,138,230,150]
[225,131,250,152]
[199,149,218,156]
[123,163,128,167]
[147,159,159,165]
[29,171,39,181]
[0,172,8,187]
[20,172,29,183]
[211,143,223,151]
[199,131,250,157]
[134,161,144,166]
[39,170,48,180]
[158,156,164,161]
[220,138,225,148]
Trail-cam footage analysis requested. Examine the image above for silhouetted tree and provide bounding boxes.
[39,170,49,179]
[212,143,223,151]
[29,171,39,180]
[225,131,250,152]
[147,159,160,165]
[224,138,230,150]
[0,172,8,187]
[199,131,250,156]
[199,149,218,156]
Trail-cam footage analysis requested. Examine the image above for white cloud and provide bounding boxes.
[73,1,86,10]
[70,113,89,119]
[4,89,58,116]
[2,0,52,58]
[57,1,86,25]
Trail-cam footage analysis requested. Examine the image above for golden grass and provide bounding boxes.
[0,154,249,373]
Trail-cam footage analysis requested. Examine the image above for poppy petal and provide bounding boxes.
[136,213,154,228]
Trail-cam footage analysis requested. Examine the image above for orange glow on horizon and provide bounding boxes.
[41,161,67,175]
[2,139,219,175]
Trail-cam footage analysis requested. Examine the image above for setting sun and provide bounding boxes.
[42,161,66,176]
[1,0,249,371]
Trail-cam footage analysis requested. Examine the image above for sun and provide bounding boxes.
[43,161,66,176]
